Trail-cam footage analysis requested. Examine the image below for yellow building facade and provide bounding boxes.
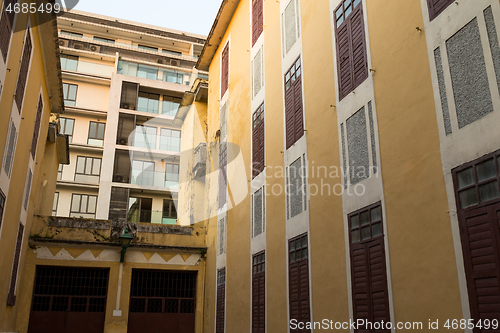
[189,0,500,332]
[0,0,67,331]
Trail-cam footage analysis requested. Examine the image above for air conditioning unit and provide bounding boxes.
[122,103,130,110]
[59,40,69,48]
[118,138,127,145]
[114,175,123,183]
[170,59,179,67]
[157,58,164,65]
[89,45,101,53]
[73,43,84,50]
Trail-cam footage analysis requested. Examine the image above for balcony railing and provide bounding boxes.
[127,210,177,225]
[117,60,193,85]
[131,170,179,189]
[61,58,114,77]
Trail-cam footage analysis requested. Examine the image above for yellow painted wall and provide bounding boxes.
[366,0,462,324]
[63,77,110,111]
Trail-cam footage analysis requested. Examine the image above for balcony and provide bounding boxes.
[193,143,207,179]
[131,170,179,189]
[61,56,114,77]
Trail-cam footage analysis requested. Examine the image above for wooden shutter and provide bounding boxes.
[427,0,454,21]
[293,73,304,144]
[335,2,368,101]
[30,96,44,159]
[252,252,265,333]
[7,222,24,306]
[285,79,295,149]
[252,104,265,178]
[15,29,32,112]
[252,0,264,46]
[0,0,16,61]
[219,144,227,208]
[216,268,226,333]
[289,234,311,333]
[221,44,229,98]
[285,58,303,150]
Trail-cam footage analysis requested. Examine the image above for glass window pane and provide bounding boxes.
[89,122,96,137]
[350,215,359,229]
[302,236,307,248]
[87,196,97,214]
[335,7,343,19]
[290,240,295,251]
[361,226,371,240]
[92,159,101,175]
[80,195,88,212]
[97,124,105,139]
[76,157,85,173]
[68,85,77,100]
[360,211,370,226]
[302,248,308,259]
[351,230,360,243]
[372,222,383,237]
[497,156,500,174]
[477,159,497,182]
[290,252,295,262]
[353,0,361,7]
[371,206,381,222]
[457,167,475,189]
[479,181,500,203]
[295,249,302,260]
[336,16,344,27]
[71,195,80,212]
[344,5,352,17]
[459,188,478,209]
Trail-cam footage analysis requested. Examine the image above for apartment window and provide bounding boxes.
[162,198,177,224]
[59,117,75,143]
[165,163,179,187]
[286,155,307,219]
[62,83,77,106]
[70,194,97,219]
[162,49,182,56]
[93,36,115,44]
[128,197,152,223]
[23,169,32,211]
[252,103,265,178]
[427,0,454,21]
[252,186,266,238]
[52,192,59,216]
[334,0,368,101]
[454,153,500,209]
[75,156,102,184]
[88,122,105,146]
[134,125,157,149]
[137,92,159,114]
[159,129,181,152]
[60,30,83,38]
[0,189,5,228]
[252,252,265,333]
[281,0,300,55]
[221,43,229,98]
[15,29,32,112]
[252,46,264,98]
[57,164,63,181]
[252,0,264,46]
[60,54,78,71]
[163,70,184,84]
[218,217,227,255]
[0,0,18,61]
[30,95,43,159]
[7,222,24,306]
[162,95,181,116]
[348,203,391,331]
[216,268,226,333]
[132,160,155,186]
[284,57,303,149]
[219,144,227,209]
[137,64,158,80]
[288,234,310,332]
[138,44,158,52]
[2,120,17,177]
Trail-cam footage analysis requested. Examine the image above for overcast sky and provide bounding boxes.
[73,0,221,36]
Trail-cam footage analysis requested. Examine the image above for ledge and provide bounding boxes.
[137,223,193,235]
[48,216,110,230]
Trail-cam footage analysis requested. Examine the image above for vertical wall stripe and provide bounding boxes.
[433,47,453,135]
[341,123,347,189]
[484,6,500,95]
[367,101,377,173]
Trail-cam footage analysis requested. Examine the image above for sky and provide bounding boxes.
[73,0,221,36]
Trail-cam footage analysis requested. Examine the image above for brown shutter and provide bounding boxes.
[427,0,454,21]
[15,29,32,112]
[0,0,16,61]
[289,234,311,333]
[7,222,24,306]
[221,44,229,98]
[285,58,303,150]
[334,2,368,101]
[285,81,295,149]
[252,252,265,333]
[30,95,43,159]
[216,268,226,333]
[252,105,265,178]
[293,73,304,144]
[252,0,264,46]
[219,144,227,208]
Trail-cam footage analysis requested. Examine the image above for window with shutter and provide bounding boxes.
[252,252,265,333]
[284,57,303,150]
[252,0,264,46]
[219,143,227,208]
[216,268,226,333]
[348,203,391,332]
[23,169,32,211]
[7,222,24,306]
[288,234,310,333]
[221,44,229,98]
[427,0,454,21]
[218,217,227,255]
[0,0,17,62]
[88,121,105,146]
[452,151,500,323]
[286,156,307,219]
[334,0,368,101]
[0,189,5,228]
[15,29,32,112]
[30,95,43,159]
[252,47,264,98]
[252,186,266,237]
[282,0,300,56]
[252,103,265,178]
[3,119,17,178]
